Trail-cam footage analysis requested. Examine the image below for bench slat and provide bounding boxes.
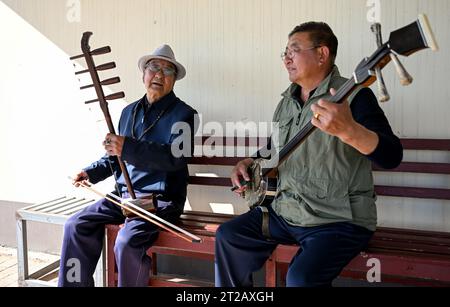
[195,136,269,147]
[182,211,238,219]
[190,157,242,166]
[189,176,230,187]
[193,137,450,151]
[375,185,450,200]
[372,232,450,247]
[373,162,450,174]
[401,139,450,151]
[368,239,450,256]
[180,213,234,224]
[377,226,450,238]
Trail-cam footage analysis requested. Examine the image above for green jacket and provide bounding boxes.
[271,66,377,231]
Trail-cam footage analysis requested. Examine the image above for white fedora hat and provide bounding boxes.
[138,44,186,81]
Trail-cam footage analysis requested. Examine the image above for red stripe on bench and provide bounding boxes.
[193,137,450,151]
[373,162,450,174]
[189,176,230,187]
[375,185,450,200]
[190,157,243,166]
[401,139,450,151]
[194,136,269,147]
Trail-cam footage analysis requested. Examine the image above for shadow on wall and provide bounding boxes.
[0,2,127,205]
[0,200,62,253]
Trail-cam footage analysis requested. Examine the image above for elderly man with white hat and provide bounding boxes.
[58,44,197,287]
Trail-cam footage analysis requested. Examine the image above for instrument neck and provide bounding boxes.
[262,78,357,177]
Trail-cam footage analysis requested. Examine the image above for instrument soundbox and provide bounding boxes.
[240,14,438,209]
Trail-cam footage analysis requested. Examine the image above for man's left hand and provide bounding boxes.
[103,133,125,157]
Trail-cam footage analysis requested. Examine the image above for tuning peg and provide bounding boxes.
[85,98,99,105]
[370,23,390,102]
[375,69,390,102]
[371,23,413,86]
[80,77,121,90]
[75,62,116,75]
[85,92,125,104]
[70,46,111,60]
[105,92,125,100]
[85,92,124,104]
[390,53,413,86]
[370,23,383,47]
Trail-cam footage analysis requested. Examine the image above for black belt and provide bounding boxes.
[258,206,273,241]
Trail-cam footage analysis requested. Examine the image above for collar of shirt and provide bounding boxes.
[139,91,177,113]
[281,65,341,104]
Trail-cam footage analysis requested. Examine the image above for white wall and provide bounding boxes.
[1,0,449,231]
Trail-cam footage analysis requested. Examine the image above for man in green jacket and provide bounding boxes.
[215,22,403,287]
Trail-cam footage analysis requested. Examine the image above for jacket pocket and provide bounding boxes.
[273,117,294,150]
[297,178,353,220]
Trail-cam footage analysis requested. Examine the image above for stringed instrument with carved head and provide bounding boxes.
[238,14,439,209]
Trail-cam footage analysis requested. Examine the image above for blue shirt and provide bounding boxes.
[84,91,197,214]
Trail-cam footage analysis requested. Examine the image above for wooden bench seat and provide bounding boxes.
[270,227,450,287]
[106,138,450,287]
[106,211,234,287]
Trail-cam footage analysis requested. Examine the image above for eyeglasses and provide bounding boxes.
[281,46,321,61]
[145,62,177,77]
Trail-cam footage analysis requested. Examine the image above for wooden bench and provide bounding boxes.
[106,137,450,287]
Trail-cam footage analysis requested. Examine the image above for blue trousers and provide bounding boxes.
[58,197,168,287]
[215,206,373,287]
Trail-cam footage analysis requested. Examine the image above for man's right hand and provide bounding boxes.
[72,171,89,187]
[230,158,254,194]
